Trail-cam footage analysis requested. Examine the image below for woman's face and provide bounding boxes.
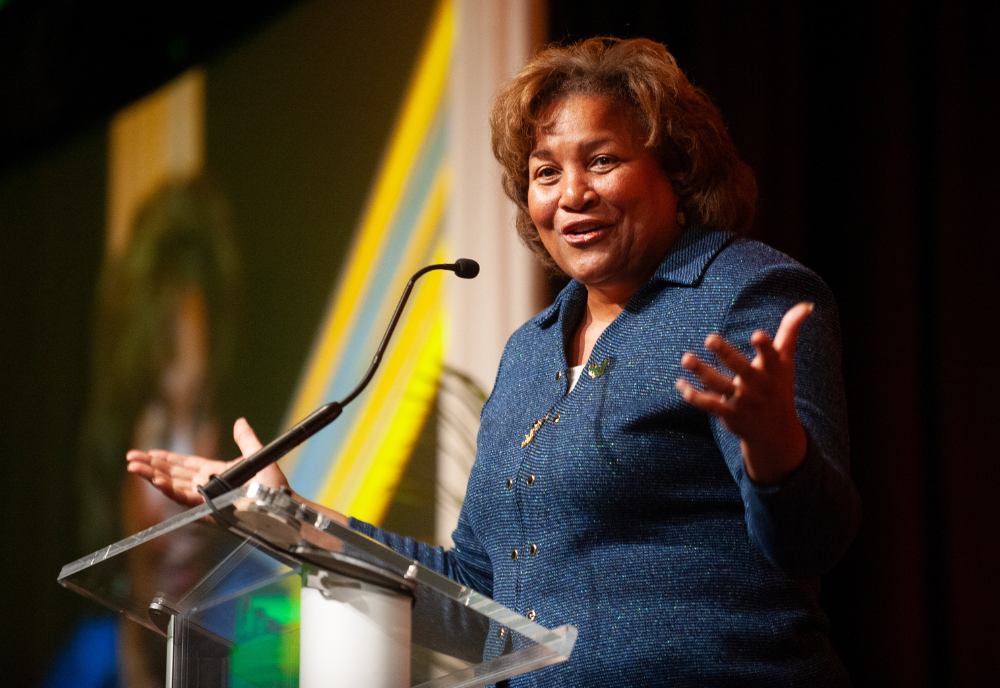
[528,94,680,298]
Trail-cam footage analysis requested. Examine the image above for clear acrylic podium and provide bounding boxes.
[58,482,577,687]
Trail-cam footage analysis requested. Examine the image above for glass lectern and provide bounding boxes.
[58,483,577,687]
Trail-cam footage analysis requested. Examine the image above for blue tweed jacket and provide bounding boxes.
[353,226,861,686]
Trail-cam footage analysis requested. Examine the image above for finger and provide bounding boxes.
[704,334,756,380]
[772,302,814,358]
[126,449,152,465]
[129,451,182,483]
[125,450,155,478]
[145,450,199,479]
[680,352,736,395]
[750,329,781,368]
[675,378,732,416]
[126,449,207,506]
[144,465,193,493]
[147,460,210,500]
[233,418,263,457]
[143,469,190,501]
[125,460,156,480]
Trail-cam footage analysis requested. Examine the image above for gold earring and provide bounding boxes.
[676,211,686,226]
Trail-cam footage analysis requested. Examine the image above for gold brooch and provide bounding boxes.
[587,358,610,378]
[521,413,550,447]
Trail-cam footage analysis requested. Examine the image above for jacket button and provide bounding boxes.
[528,543,538,555]
[527,609,536,621]
[505,478,513,490]
[552,414,561,424]
[511,549,519,561]
[526,474,535,486]
[556,370,563,380]
[497,627,506,639]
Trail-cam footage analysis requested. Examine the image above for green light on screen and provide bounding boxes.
[231,585,301,687]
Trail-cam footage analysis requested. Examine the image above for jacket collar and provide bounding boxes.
[649,225,734,286]
[532,226,734,329]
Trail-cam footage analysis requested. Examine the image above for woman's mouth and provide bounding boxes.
[561,223,607,246]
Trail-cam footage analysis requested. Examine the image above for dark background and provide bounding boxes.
[547,2,1000,685]
[2,0,999,685]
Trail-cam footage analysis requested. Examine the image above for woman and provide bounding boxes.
[128,38,860,685]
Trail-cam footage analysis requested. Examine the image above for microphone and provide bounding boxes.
[200,259,480,499]
[452,258,479,279]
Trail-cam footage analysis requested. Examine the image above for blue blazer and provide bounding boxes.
[353,226,861,686]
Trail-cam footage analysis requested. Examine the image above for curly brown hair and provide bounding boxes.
[490,37,757,272]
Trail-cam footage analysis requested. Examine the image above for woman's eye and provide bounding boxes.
[592,156,614,168]
[535,167,557,179]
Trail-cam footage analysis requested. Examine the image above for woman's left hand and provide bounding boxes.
[675,302,813,485]
[126,418,290,507]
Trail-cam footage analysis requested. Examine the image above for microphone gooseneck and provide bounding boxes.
[200,259,480,500]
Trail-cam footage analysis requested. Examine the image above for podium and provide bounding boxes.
[58,482,577,687]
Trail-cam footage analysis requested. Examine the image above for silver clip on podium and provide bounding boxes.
[58,482,577,687]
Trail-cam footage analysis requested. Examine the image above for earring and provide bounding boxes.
[676,211,686,226]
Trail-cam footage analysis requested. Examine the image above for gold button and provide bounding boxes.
[552,414,561,424]
[498,627,506,639]
[511,549,519,561]
[505,478,513,490]
[528,543,538,555]
[526,474,535,486]
[526,609,536,621]
[556,370,562,380]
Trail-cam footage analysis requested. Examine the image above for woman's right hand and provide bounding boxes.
[126,417,290,507]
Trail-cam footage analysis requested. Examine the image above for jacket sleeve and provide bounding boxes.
[349,498,495,598]
[710,263,861,574]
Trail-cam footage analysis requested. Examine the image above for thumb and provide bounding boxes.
[233,417,264,458]
[772,302,814,358]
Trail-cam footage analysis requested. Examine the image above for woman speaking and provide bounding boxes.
[128,37,861,685]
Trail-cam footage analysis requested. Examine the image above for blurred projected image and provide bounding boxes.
[46,178,238,688]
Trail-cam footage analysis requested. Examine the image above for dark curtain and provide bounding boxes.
[547,1,1000,685]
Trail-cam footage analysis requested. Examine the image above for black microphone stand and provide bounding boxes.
[199,259,479,500]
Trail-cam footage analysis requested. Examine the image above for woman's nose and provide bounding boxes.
[560,171,597,211]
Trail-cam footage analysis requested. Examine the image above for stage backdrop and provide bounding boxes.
[0,0,543,684]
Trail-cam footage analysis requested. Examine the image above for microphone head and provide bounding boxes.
[453,258,480,279]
